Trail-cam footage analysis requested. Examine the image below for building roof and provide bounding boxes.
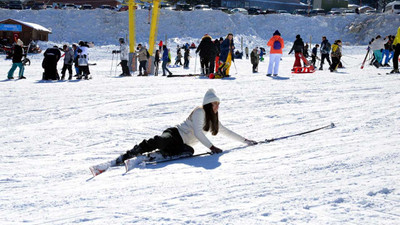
[0,18,52,33]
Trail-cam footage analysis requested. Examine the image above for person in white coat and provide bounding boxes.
[113,89,258,165]
[369,35,387,68]
[118,38,130,76]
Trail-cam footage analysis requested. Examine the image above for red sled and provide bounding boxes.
[292,66,316,73]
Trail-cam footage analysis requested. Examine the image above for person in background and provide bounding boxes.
[184,47,190,69]
[217,33,235,77]
[7,39,25,79]
[390,26,400,74]
[266,30,284,76]
[61,44,74,80]
[311,44,319,67]
[77,41,90,80]
[320,36,332,70]
[162,45,172,76]
[330,40,342,72]
[250,47,259,73]
[154,49,160,76]
[245,46,249,59]
[72,43,80,76]
[136,44,149,76]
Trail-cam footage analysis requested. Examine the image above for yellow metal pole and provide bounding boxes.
[148,0,161,56]
[128,0,136,53]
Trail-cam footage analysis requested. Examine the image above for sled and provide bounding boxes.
[292,66,316,73]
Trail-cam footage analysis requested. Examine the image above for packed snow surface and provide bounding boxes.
[1,9,400,225]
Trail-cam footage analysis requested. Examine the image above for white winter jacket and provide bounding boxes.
[369,38,386,51]
[120,43,129,60]
[176,107,246,149]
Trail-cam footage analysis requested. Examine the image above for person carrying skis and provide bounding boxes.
[266,30,284,76]
[329,40,342,72]
[7,39,25,79]
[136,44,149,76]
[61,44,74,80]
[319,36,332,70]
[196,34,217,76]
[288,34,305,69]
[162,45,172,76]
[112,89,258,166]
[311,44,319,66]
[391,26,400,74]
[217,33,235,77]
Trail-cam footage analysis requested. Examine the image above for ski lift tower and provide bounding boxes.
[128,0,161,74]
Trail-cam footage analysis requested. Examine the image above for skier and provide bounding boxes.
[175,47,183,66]
[288,34,305,69]
[382,35,394,67]
[329,40,342,72]
[259,47,265,62]
[196,34,217,76]
[42,45,61,80]
[154,49,160,76]
[390,26,400,74]
[162,45,172,76]
[72,43,79,76]
[319,36,332,70]
[115,37,130,76]
[311,44,319,66]
[136,44,149,76]
[60,44,74,80]
[7,39,25,79]
[77,41,90,80]
[245,46,249,59]
[217,33,235,77]
[112,89,258,166]
[369,35,386,68]
[266,30,284,76]
[183,47,190,69]
[250,47,259,73]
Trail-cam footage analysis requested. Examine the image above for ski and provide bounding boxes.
[89,160,118,177]
[258,122,335,144]
[167,74,202,77]
[124,152,211,172]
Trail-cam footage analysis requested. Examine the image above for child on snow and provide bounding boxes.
[250,47,259,73]
[311,44,319,66]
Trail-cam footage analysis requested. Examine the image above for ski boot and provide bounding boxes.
[115,145,143,166]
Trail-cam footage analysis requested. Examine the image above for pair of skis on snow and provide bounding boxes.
[89,122,336,178]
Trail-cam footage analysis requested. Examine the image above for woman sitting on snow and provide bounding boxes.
[113,89,258,166]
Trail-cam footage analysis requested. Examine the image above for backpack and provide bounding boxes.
[273,40,281,50]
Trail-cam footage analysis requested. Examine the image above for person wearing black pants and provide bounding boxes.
[391,43,400,74]
[196,34,217,75]
[320,36,332,70]
[112,89,257,166]
[162,45,172,76]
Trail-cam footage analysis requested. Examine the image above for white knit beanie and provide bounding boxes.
[203,89,220,105]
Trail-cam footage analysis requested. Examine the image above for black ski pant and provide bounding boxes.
[137,127,193,156]
[139,60,147,74]
[121,60,130,75]
[200,57,215,75]
[184,58,189,68]
[61,64,72,77]
[252,63,258,72]
[393,44,400,70]
[320,53,331,68]
[330,57,340,71]
[311,56,316,66]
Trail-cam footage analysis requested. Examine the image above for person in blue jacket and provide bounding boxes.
[162,45,172,76]
[217,33,235,77]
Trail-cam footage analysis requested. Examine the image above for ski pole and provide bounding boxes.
[258,123,335,144]
[110,52,114,77]
[145,152,212,165]
[194,52,198,74]
[233,60,238,75]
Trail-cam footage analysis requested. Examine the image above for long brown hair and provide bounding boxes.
[203,103,219,135]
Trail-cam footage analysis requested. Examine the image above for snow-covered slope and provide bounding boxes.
[1,8,400,47]
[1,9,400,225]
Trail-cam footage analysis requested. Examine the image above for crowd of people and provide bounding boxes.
[5,26,400,80]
